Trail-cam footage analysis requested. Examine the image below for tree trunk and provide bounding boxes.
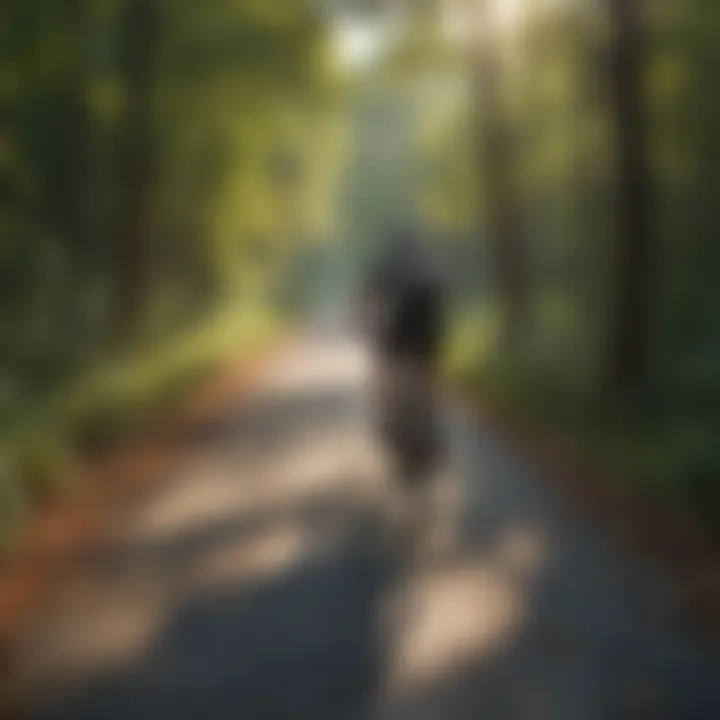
[607,0,653,388]
[62,0,94,298]
[113,0,160,344]
[473,2,527,354]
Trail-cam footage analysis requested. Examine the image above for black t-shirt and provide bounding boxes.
[368,253,445,361]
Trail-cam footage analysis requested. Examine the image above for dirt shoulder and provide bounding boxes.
[452,390,720,648]
[0,334,295,717]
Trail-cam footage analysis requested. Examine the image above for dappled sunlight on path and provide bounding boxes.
[12,337,720,720]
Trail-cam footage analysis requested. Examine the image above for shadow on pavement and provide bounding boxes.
[18,349,720,720]
[33,513,393,720]
[168,385,360,452]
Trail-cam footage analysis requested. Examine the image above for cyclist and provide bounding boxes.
[362,230,447,484]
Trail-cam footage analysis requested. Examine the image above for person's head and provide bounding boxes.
[392,227,421,253]
[383,228,426,269]
[367,227,432,287]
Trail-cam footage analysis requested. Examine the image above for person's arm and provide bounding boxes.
[353,273,380,337]
[360,253,396,339]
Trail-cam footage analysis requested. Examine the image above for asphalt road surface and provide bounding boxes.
[15,335,720,719]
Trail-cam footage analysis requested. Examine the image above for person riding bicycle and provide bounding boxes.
[362,230,447,483]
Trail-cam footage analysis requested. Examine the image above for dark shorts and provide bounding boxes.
[371,356,444,483]
[374,338,443,370]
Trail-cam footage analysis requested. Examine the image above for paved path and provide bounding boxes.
[16,337,720,719]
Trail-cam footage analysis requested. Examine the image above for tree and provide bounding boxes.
[473,0,528,353]
[606,0,653,388]
[112,0,161,343]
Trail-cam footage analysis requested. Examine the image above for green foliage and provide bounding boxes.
[2,0,719,543]
[422,0,720,531]
[0,303,281,549]
[0,0,340,545]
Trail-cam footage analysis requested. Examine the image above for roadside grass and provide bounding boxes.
[445,308,720,538]
[0,304,283,549]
